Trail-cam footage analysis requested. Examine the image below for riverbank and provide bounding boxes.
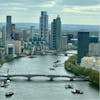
[64,55,99,87]
[0,54,23,67]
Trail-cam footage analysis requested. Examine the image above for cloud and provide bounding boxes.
[0,0,99,24]
[28,1,56,8]
[62,5,100,15]
[61,0,100,6]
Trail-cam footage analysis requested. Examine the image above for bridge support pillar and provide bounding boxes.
[50,77,53,81]
[7,76,10,80]
[27,77,31,81]
[70,78,73,81]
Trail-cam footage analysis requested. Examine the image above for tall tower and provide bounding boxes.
[1,26,6,47]
[77,31,89,64]
[11,24,16,39]
[29,26,35,43]
[6,16,12,40]
[40,11,48,43]
[51,16,61,50]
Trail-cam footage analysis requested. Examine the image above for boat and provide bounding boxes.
[71,89,83,94]
[49,67,55,70]
[53,64,58,67]
[5,92,14,97]
[54,60,61,63]
[65,84,73,89]
[29,55,35,58]
[0,82,8,88]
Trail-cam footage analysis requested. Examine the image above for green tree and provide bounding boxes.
[4,54,13,62]
[0,59,3,65]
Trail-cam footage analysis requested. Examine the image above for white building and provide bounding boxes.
[81,57,100,72]
[6,44,15,56]
[89,43,100,56]
[12,40,21,55]
[6,40,21,55]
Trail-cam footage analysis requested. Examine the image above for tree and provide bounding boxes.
[0,59,3,65]
[4,54,13,62]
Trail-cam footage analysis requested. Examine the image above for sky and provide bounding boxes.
[0,0,100,25]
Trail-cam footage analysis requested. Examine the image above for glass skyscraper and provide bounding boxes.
[77,31,89,64]
[6,16,12,40]
[51,16,61,50]
[40,11,48,43]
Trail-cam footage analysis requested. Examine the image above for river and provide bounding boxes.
[0,55,99,100]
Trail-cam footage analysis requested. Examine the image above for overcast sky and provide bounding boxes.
[0,0,100,25]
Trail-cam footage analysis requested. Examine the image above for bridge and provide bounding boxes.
[0,74,89,81]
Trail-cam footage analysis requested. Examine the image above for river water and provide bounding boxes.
[0,55,99,100]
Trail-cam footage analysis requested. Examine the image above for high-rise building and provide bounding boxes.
[1,26,6,47]
[29,26,35,42]
[23,30,29,42]
[51,16,61,50]
[6,16,12,40]
[61,35,68,50]
[14,33,20,40]
[0,31,2,47]
[77,31,89,64]
[11,24,16,39]
[40,11,48,43]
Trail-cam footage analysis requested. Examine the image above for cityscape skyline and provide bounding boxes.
[0,0,100,25]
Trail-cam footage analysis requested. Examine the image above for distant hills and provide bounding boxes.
[0,23,99,31]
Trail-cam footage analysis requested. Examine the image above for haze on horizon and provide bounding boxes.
[0,0,100,25]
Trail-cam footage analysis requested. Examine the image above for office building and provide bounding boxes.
[61,35,68,50]
[13,40,21,55]
[0,31,2,47]
[40,11,48,43]
[6,16,12,40]
[29,26,35,42]
[89,37,99,43]
[51,16,61,50]
[77,31,89,64]
[11,24,16,39]
[6,44,15,56]
[23,30,29,42]
[14,33,20,40]
[89,43,100,56]
[6,40,21,55]
[1,26,6,47]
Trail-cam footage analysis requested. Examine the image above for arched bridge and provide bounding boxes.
[0,74,89,81]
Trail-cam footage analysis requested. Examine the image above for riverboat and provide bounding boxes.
[71,89,83,94]
[65,84,73,89]
[5,92,14,97]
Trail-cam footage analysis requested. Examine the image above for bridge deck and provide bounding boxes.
[0,74,88,79]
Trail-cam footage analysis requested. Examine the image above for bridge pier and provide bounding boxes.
[7,76,11,80]
[70,78,74,81]
[27,77,31,81]
[49,77,54,81]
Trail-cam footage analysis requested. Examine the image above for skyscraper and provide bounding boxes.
[29,26,35,43]
[11,24,16,39]
[40,11,48,43]
[77,31,89,64]
[6,16,12,40]
[51,16,61,50]
[1,26,6,47]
